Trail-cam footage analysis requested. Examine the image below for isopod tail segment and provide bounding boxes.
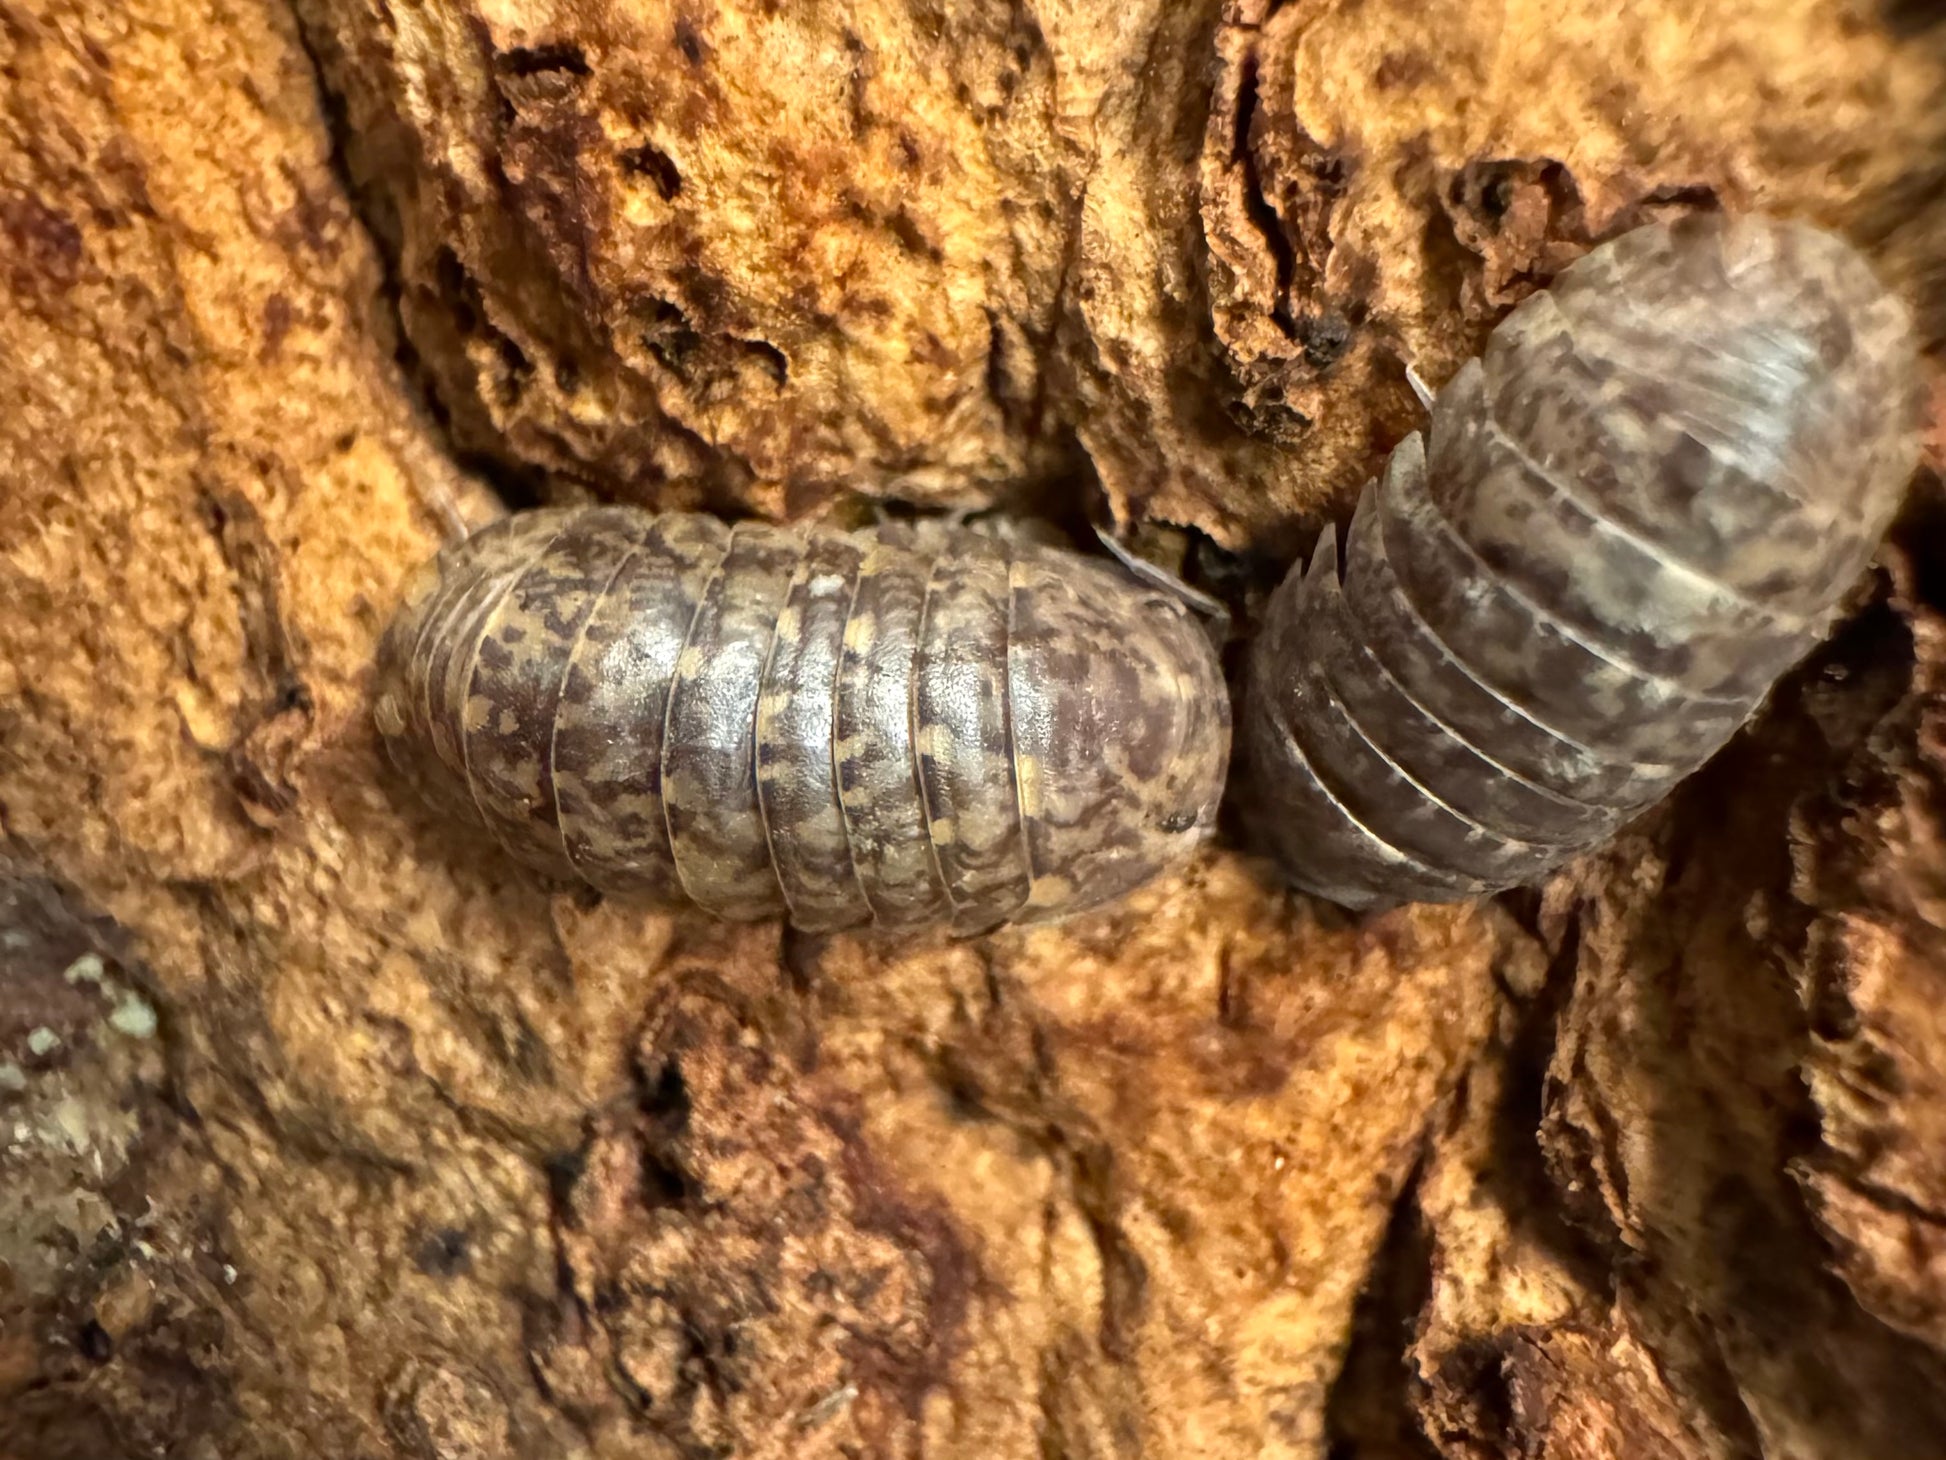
[1241,212,1924,910]
[373,507,1232,935]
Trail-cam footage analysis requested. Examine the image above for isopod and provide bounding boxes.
[374,508,1230,933]
[1242,212,1922,908]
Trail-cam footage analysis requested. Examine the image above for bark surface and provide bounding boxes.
[1,1,1943,1458]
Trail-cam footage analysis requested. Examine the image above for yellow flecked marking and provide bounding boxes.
[1014,753,1044,817]
[929,816,956,844]
[676,644,708,678]
[842,613,876,653]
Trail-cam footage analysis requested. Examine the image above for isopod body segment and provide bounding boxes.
[374,508,1231,934]
[1242,212,1923,909]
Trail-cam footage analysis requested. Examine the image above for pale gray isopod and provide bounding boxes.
[374,509,1231,933]
[1241,212,1923,908]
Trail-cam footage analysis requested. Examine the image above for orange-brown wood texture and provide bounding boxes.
[2,1,1943,1457]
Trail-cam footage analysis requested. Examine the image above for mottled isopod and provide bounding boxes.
[374,507,1230,933]
[1242,212,1923,908]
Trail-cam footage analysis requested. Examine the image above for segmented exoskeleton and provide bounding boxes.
[375,508,1230,933]
[1242,213,1922,908]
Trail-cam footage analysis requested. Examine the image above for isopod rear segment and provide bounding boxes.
[374,508,1232,934]
[1242,212,1923,909]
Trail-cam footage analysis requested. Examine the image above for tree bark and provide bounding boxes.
[1,1,1942,1458]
